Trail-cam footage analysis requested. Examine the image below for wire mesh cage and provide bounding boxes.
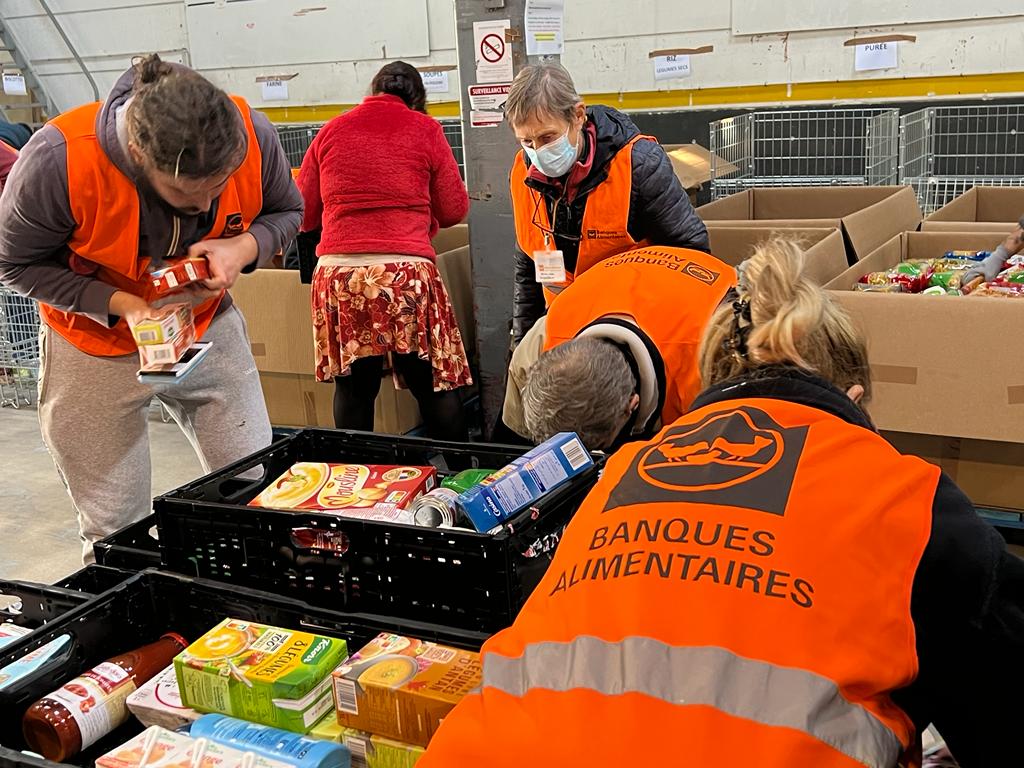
[0,287,40,408]
[899,103,1024,214]
[709,108,900,199]
[276,119,466,177]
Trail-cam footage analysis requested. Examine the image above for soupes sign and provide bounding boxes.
[548,406,816,607]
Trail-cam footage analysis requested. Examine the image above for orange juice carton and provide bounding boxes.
[249,464,436,521]
[127,664,200,731]
[137,317,197,371]
[97,726,291,768]
[130,303,193,346]
[332,633,481,747]
[175,619,348,733]
[151,257,211,296]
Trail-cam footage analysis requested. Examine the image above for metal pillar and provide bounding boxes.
[455,0,554,434]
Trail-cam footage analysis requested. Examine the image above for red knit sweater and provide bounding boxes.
[297,94,469,260]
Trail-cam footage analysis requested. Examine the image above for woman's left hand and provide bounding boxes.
[191,232,259,290]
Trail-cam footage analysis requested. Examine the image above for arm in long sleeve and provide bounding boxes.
[513,245,545,344]
[892,474,1024,767]
[0,127,116,326]
[296,128,324,234]
[627,139,709,253]
[245,110,304,270]
[430,124,469,228]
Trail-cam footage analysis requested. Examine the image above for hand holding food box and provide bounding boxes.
[131,303,198,371]
[150,257,211,296]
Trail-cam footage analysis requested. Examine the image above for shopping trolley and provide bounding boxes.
[0,287,40,408]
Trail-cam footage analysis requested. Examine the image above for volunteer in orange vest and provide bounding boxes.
[0,55,302,562]
[506,64,709,344]
[422,239,1024,768]
[502,245,734,450]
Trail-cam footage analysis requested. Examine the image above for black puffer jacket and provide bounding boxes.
[512,105,709,342]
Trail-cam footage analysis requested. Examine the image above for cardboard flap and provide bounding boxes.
[708,227,847,285]
[697,191,753,220]
[925,187,978,222]
[842,187,922,261]
[430,223,469,255]
[663,143,737,190]
[976,187,1024,223]
[752,187,895,219]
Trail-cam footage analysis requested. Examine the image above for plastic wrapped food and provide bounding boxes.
[854,283,904,293]
[943,250,990,261]
[859,261,932,293]
[968,281,1024,298]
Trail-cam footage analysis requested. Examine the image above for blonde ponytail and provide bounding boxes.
[700,238,871,401]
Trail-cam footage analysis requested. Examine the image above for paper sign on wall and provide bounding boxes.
[525,0,564,56]
[855,42,899,72]
[2,74,27,96]
[470,111,504,128]
[468,83,511,112]
[421,71,450,94]
[261,79,289,101]
[653,55,692,82]
[473,19,514,84]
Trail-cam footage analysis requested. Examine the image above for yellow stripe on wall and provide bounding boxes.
[259,71,1024,124]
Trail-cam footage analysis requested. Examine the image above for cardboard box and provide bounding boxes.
[663,143,737,192]
[250,463,436,516]
[826,230,1023,442]
[232,269,421,432]
[138,321,196,371]
[150,257,210,296]
[430,223,469,256]
[308,718,425,768]
[132,303,192,346]
[436,245,476,362]
[176,619,348,733]
[333,633,482,747]
[127,665,200,731]
[697,186,923,263]
[923,187,1024,233]
[883,431,1024,512]
[708,227,849,286]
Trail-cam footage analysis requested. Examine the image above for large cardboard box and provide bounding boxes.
[708,227,849,286]
[697,186,923,263]
[232,269,420,432]
[663,143,737,200]
[435,245,476,362]
[922,187,1024,232]
[430,223,469,256]
[826,230,1019,442]
[883,431,1024,512]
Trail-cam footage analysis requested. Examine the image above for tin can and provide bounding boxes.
[412,488,461,528]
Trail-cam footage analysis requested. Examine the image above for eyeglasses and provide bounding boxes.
[530,191,581,244]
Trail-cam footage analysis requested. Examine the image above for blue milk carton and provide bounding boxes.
[456,432,593,533]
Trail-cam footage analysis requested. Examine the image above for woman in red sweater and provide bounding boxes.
[297,61,472,439]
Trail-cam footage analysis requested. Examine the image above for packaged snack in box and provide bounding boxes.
[96,726,292,768]
[175,619,348,733]
[333,633,481,747]
[138,319,197,371]
[309,716,424,768]
[456,432,593,533]
[150,257,211,296]
[250,463,436,519]
[131,303,192,346]
[127,664,199,731]
[859,261,933,294]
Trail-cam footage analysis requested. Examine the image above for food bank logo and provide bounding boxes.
[605,406,808,516]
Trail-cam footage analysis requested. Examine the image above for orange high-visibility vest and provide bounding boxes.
[422,397,938,768]
[510,133,654,306]
[41,96,264,356]
[543,246,735,429]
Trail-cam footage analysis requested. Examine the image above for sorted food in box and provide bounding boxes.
[309,717,424,768]
[96,725,292,768]
[138,320,197,371]
[333,633,481,747]
[151,257,211,296]
[176,619,348,733]
[131,303,193,346]
[127,664,199,731]
[250,463,436,518]
[457,432,593,533]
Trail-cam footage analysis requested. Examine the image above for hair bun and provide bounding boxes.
[134,53,173,86]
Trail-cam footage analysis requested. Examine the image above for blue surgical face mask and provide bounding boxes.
[523,129,580,178]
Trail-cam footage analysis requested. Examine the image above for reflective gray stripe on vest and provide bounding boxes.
[483,636,902,768]
[545,284,565,295]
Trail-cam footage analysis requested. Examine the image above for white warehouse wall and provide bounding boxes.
[1,0,1023,116]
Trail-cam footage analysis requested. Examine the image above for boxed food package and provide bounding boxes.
[138,320,197,371]
[308,718,424,768]
[130,303,193,346]
[97,726,291,768]
[250,464,436,520]
[175,619,348,733]
[333,633,481,747]
[457,432,593,533]
[150,257,211,296]
[127,664,200,731]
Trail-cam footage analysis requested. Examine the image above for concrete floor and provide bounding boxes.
[0,406,203,583]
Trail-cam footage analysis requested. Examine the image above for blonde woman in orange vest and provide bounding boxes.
[503,245,735,450]
[421,239,1023,767]
[506,64,709,345]
[0,55,302,562]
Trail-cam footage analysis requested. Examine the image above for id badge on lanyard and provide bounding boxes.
[534,235,567,284]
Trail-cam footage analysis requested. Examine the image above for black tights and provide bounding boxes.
[334,354,468,442]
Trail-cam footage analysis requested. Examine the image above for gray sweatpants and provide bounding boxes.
[38,306,272,563]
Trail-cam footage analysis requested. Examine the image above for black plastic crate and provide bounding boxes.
[0,580,92,631]
[92,515,161,571]
[0,569,486,764]
[155,429,600,632]
[51,565,133,594]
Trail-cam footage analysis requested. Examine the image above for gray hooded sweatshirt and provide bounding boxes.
[0,64,303,328]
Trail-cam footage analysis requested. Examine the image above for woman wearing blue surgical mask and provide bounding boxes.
[496,64,710,443]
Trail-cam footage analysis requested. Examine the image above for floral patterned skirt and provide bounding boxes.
[311,257,472,391]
